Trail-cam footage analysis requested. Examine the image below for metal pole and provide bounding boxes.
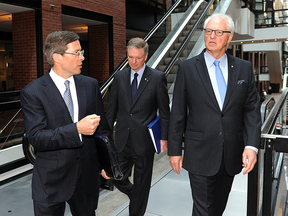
[262,139,273,215]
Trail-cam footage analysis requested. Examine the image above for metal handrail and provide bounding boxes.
[260,95,275,123]
[100,0,183,96]
[261,88,288,135]
[259,88,288,216]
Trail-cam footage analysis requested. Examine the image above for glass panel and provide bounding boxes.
[0,42,14,92]
[0,109,24,150]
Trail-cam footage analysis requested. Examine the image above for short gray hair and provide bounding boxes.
[126,37,149,56]
[204,13,234,33]
[44,31,80,66]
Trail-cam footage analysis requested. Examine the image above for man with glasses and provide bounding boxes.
[21,31,113,216]
[168,13,261,215]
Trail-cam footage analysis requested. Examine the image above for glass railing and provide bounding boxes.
[256,88,288,216]
[255,9,288,28]
[0,91,23,152]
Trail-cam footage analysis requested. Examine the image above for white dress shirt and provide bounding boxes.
[130,64,146,86]
[49,69,82,140]
[204,51,228,110]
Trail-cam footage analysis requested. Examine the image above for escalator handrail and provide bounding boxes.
[261,88,288,136]
[0,108,22,136]
[163,0,214,74]
[100,0,183,95]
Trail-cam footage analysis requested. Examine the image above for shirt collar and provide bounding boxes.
[131,63,146,80]
[204,51,227,68]
[49,69,75,86]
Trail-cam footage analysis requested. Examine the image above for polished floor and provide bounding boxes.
[0,154,248,216]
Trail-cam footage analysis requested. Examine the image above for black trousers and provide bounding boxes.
[188,157,234,216]
[33,171,99,216]
[113,138,155,216]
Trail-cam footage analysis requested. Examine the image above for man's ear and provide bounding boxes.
[228,33,234,43]
[52,53,62,64]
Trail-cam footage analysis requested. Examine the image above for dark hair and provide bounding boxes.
[126,37,149,56]
[44,31,80,66]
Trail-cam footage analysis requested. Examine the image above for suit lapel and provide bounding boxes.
[131,66,151,106]
[222,53,237,110]
[41,71,72,123]
[195,52,219,109]
[74,75,86,120]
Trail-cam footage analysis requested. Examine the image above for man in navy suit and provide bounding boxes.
[168,14,261,215]
[21,31,113,216]
[103,37,170,216]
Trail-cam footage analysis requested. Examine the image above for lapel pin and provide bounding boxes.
[145,78,148,81]
[231,65,234,68]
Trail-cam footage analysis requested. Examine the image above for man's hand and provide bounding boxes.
[169,156,183,174]
[160,140,167,152]
[101,169,110,180]
[242,148,257,175]
[76,114,100,135]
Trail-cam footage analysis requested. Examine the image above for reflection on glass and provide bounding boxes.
[0,109,24,150]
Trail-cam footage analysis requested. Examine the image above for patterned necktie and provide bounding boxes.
[214,60,227,104]
[63,80,74,121]
[131,73,138,102]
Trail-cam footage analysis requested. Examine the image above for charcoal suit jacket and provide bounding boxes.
[106,66,170,156]
[21,70,112,202]
[168,49,261,176]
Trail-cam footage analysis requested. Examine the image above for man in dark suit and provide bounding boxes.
[21,31,113,216]
[168,14,261,216]
[104,37,170,216]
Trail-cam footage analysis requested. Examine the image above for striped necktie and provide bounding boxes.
[63,80,74,121]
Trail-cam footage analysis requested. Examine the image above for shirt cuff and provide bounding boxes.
[245,146,258,154]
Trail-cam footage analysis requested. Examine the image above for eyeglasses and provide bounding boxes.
[57,50,84,57]
[204,28,231,36]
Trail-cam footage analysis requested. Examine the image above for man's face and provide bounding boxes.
[127,48,148,72]
[57,40,84,78]
[204,17,233,58]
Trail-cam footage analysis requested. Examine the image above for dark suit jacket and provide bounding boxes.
[21,70,112,202]
[168,49,261,176]
[106,66,170,156]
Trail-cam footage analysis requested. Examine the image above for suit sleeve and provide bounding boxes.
[157,72,170,140]
[105,74,119,130]
[168,63,188,156]
[20,87,81,152]
[243,62,261,149]
[94,84,116,152]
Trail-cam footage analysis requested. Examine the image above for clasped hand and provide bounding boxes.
[76,114,100,135]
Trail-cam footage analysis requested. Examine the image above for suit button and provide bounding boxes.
[127,128,129,130]
[76,157,80,160]
[219,132,222,136]
[130,114,132,117]
[221,114,224,117]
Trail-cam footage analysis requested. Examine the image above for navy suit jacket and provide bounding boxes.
[168,49,261,176]
[21,70,112,202]
[106,66,170,156]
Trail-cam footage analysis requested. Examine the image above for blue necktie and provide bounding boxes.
[64,80,74,121]
[131,73,138,102]
[214,61,227,104]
